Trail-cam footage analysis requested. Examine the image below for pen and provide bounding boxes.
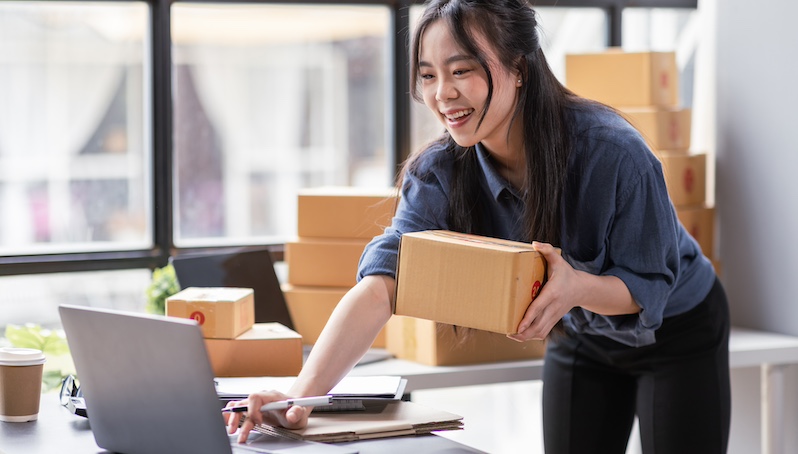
[221,395,334,413]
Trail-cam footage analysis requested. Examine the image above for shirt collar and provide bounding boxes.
[475,143,522,201]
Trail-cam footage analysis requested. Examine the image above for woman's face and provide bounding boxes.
[418,20,521,151]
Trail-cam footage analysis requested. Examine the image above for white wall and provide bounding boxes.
[715,1,798,452]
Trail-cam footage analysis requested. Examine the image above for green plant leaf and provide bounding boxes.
[146,263,181,315]
[5,324,46,350]
[4,324,70,357]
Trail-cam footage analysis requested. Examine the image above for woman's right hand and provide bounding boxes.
[225,390,311,443]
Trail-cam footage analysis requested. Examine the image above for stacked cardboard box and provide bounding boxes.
[284,186,398,347]
[166,287,303,377]
[386,316,546,366]
[566,50,719,274]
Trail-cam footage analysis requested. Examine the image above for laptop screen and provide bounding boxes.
[171,248,294,330]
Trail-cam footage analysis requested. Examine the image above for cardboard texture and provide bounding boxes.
[285,238,369,287]
[204,323,302,377]
[565,50,679,108]
[394,230,549,335]
[677,205,716,258]
[620,107,692,151]
[281,284,386,348]
[386,316,545,366]
[297,186,398,240]
[657,152,707,207]
[166,287,254,339]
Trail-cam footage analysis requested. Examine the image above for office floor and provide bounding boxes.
[411,381,643,454]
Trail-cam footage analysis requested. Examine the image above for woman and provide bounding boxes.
[228,1,730,452]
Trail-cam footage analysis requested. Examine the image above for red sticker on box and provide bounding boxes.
[660,72,669,88]
[669,117,680,144]
[531,281,542,301]
[684,167,695,193]
[190,311,206,325]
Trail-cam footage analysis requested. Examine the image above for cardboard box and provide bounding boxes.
[677,205,716,258]
[565,50,679,108]
[166,287,254,339]
[286,238,369,287]
[204,323,303,377]
[620,107,692,151]
[386,316,545,366]
[298,186,399,240]
[657,152,707,207]
[282,284,386,348]
[394,231,549,335]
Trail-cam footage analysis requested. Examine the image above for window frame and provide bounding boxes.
[0,0,696,276]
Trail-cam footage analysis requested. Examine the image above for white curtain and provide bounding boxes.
[0,12,123,248]
[185,45,307,238]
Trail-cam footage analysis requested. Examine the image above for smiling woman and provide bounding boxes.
[226,2,726,453]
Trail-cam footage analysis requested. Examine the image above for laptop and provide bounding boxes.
[171,248,295,330]
[58,304,355,454]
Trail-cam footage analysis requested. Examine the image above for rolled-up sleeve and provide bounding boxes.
[564,131,680,347]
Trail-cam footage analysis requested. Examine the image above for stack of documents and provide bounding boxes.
[216,375,407,411]
[254,400,464,443]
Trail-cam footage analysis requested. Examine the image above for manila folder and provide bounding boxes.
[256,401,463,443]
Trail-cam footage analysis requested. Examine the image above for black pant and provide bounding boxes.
[542,278,731,454]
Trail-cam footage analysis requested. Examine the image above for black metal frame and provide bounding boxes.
[0,0,696,277]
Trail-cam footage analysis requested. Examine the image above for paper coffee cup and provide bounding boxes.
[0,347,46,422]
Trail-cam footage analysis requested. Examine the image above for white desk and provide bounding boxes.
[728,328,798,454]
[351,327,798,454]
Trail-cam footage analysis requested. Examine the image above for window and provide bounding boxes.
[171,4,392,246]
[0,2,150,255]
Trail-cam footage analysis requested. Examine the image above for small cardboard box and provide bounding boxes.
[394,231,549,335]
[285,238,369,287]
[676,205,716,258]
[565,50,679,108]
[204,323,303,377]
[298,186,399,240]
[386,316,546,366]
[281,284,386,348]
[657,152,707,207]
[166,287,254,339]
[620,107,692,151]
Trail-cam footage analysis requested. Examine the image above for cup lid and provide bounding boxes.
[0,347,46,366]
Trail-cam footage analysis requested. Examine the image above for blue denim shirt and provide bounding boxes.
[357,104,716,347]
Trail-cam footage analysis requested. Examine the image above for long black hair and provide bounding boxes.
[406,0,580,245]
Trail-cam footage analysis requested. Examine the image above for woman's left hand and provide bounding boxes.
[508,241,581,342]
